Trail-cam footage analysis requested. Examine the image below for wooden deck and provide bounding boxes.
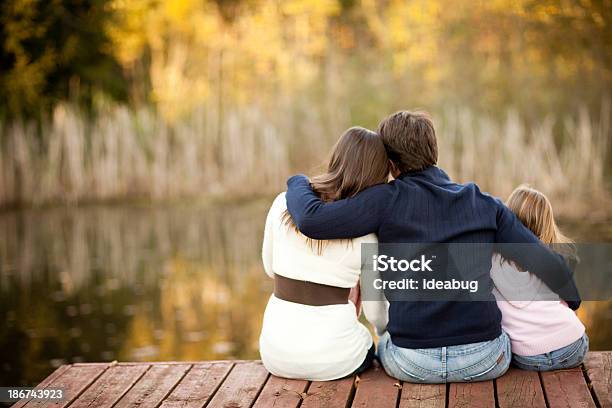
[12,352,611,408]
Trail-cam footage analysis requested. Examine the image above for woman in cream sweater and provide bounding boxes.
[259,127,389,381]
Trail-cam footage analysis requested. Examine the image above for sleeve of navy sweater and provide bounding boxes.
[285,174,392,240]
[494,202,581,310]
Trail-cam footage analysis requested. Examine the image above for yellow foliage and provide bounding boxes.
[99,0,609,122]
[105,0,341,121]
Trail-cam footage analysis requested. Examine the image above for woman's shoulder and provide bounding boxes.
[269,192,288,214]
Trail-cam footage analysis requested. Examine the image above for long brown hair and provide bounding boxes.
[283,126,390,252]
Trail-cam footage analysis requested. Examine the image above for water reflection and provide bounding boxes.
[0,200,609,386]
[0,201,272,385]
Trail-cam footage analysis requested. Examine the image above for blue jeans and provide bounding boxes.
[377,331,511,383]
[512,333,589,371]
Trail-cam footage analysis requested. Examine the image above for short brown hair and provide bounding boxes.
[377,110,438,173]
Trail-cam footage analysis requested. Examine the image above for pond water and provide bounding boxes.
[1,199,610,386]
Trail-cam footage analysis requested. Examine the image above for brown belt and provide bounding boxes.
[274,274,350,306]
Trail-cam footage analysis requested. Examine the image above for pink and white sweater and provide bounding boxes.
[491,254,585,356]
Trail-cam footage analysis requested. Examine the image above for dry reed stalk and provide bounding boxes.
[0,103,609,212]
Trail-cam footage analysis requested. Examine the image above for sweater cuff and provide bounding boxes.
[287,174,309,187]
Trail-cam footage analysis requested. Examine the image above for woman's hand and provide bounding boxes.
[349,281,362,317]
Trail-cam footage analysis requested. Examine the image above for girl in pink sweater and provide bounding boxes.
[491,185,588,371]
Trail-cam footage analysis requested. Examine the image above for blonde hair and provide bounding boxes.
[506,184,575,256]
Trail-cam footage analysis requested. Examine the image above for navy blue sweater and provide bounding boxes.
[286,166,581,348]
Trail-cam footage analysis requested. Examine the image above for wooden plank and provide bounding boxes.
[252,376,309,408]
[24,364,109,408]
[114,364,191,408]
[160,362,233,408]
[496,368,546,408]
[584,351,612,408]
[26,356,612,408]
[448,381,494,408]
[301,376,354,408]
[71,360,256,366]
[399,383,445,408]
[12,366,72,408]
[352,366,399,408]
[207,361,269,408]
[70,364,150,408]
[541,367,596,408]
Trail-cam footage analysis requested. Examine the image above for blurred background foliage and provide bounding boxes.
[0,0,610,209]
[0,0,128,116]
[1,0,609,119]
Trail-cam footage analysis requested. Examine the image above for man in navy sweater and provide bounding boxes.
[285,111,580,383]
